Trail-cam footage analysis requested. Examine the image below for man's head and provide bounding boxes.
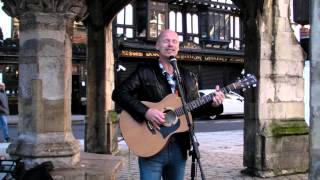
[0,83,5,91]
[156,30,179,59]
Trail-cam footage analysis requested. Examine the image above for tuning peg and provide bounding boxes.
[242,88,246,91]
[252,84,257,87]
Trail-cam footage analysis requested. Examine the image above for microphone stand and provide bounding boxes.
[171,60,206,180]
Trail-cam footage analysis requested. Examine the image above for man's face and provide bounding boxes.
[156,31,179,58]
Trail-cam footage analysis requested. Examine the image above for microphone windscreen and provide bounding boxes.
[169,56,176,62]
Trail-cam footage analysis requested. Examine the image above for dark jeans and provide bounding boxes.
[138,140,186,180]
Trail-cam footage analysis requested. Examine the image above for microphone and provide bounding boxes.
[169,56,181,81]
[169,56,178,70]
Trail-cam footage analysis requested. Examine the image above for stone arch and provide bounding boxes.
[1,0,310,176]
[233,0,308,177]
[84,0,133,153]
[84,0,309,176]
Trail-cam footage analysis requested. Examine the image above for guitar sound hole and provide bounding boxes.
[163,109,177,127]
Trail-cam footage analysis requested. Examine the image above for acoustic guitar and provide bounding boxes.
[119,74,257,157]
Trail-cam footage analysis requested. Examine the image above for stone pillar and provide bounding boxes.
[85,22,115,153]
[243,0,309,177]
[309,0,320,179]
[2,0,87,168]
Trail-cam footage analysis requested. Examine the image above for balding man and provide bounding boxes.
[112,29,224,180]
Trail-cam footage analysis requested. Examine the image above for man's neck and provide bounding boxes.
[159,58,173,75]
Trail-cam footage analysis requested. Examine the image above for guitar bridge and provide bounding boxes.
[146,121,156,134]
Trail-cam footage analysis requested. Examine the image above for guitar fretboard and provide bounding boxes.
[174,83,237,116]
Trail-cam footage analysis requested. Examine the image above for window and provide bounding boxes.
[169,11,183,41]
[208,12,230,42]
[149,11,165,39]
[115,4,134,39]
[229,15,241,50]
[198,1,243,50]
[148,1,168,40]
[186,13,199,44]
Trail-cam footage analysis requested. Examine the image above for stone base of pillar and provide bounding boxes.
[51,152,124,180]
[6,132,80,169]
[242,120,309,178]
[241,166,308,178]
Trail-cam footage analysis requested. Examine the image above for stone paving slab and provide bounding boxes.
[116,130,308,180]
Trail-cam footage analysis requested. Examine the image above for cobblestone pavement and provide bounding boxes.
[116,130,308,180]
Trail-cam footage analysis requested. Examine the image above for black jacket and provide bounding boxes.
[112,61,223,158]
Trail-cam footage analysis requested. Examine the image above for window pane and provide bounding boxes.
[126,28,133,38]
[125,4,133,25]
[219,14,225,40]
[208,12,214,40]
[117,27,124,35]
[179,35,183,42]
[149,23,157,38]
[193,14,199,34]
[158,13,165,25]
[230,16,234,38]
[235,16,240,38]
[177,12,183,32]
[117,9,125,24]
[169,11,176,31]
[225,14,230,40]
[187,13,192,33]
[158,24,165,34]
[194,37,199,44]
[229,40,234,49]
[213,13,219,39]
[235,40,240,50]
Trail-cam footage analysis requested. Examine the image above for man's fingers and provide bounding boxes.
[151,121,160,130]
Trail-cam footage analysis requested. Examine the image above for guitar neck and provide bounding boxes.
[175,84,235,116]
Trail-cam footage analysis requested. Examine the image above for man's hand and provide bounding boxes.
[212,85,225,107]
[145,108,165,130]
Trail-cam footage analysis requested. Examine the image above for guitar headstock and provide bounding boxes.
[233,74,257,91]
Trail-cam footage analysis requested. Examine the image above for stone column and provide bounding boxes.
[85,22,115,153]
[309,0,320,179]
[243,0,309,177]
[2,0,87,168]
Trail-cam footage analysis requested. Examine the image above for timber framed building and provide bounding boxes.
[113,0,244,92]
[0,0,244,114]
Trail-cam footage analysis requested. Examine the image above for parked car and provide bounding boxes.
[198,89,244,119]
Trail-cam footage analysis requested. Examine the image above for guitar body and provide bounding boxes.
[119,94,191,157]
[119,73,257,157]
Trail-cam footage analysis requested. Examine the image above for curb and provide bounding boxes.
[6,115,86,125]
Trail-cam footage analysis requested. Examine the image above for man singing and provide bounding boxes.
[112,29,225,180]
